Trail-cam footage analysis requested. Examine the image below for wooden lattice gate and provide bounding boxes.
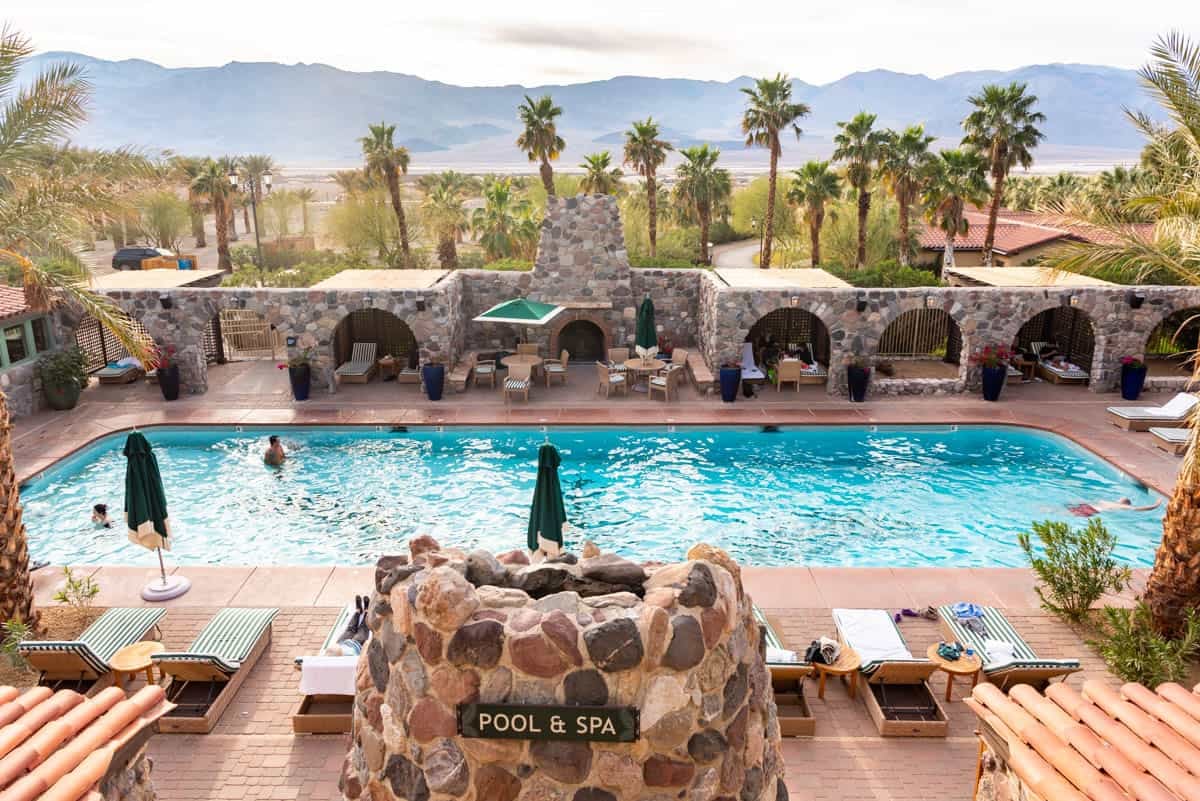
[218,309,278,360]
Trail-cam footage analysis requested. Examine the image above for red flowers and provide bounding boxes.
[1120,355,1146,369]
[970,345,1012,369]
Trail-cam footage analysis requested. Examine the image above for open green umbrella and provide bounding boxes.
[635,296,657,350]
[474,298,564,326]
[124,432,191,600]
[527,443,567,553]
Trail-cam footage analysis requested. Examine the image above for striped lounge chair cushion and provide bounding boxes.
[752,606,808,668]
[475,364,495,374]
[505,378,529,390]
[295,604,356,667]
[154,607,278,675]
[96,365,136,378]
[19,607,167,674]
[833,608,926,676]
[937,605,1080,673]
[1040,360,1088,380]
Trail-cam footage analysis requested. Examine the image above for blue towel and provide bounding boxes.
[952,602,984,620]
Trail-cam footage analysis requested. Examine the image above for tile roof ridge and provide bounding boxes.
[1121,683,1200,749]
[0,691,85,769]
[0,689,53,732]
[1082,681,1200,773]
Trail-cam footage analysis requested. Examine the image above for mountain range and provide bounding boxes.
[20,53,1161,169]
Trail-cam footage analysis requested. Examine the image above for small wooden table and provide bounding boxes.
[110,641,164,687]
[926,643,982,701]
[813,646,861,700]
[623,358,665,392]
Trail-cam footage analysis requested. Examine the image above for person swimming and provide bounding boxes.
[1068,497,1163,517]
[91,503,111,528]
[264,435,286,466]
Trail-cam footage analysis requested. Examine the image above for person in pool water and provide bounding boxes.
[264,435,286,466]
[91,503,111,528]
[1068,497,1162,517]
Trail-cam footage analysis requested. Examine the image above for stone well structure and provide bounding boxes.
[341,537,786,801]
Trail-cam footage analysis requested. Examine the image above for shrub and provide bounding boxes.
[482,258,533,271]
[828,259,942,288]
[36,347,88,389]
[1018,519,1131,623]
[52,566,100,611]
[1,620,30,667]
[629,256,703,269]
[1089,602,1200,685]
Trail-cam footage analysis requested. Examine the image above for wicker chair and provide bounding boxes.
[596,361,627,398]
[545,350,569,387]
[504,363,532,403]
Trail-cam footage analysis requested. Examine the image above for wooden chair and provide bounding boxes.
[776,359,804,392]
[517,343,540,356]
[545,350,569,386]
[504,363,532,403]
[648,365,680,402]
[596,361,627,398]
[474,359,497,388]
[670,348,689,368]
[608,348,629,371]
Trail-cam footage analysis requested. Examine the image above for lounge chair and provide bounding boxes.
[19,607,166,695]
[96,362,142,384]
[936,605,1081,690]
[504,363,532,403]
[335,342,378,384]
[752,606,815,736]
[292,604,361,734]
[545,349,569,387]
[741,342,765,382]
[833,608,948,737]
[1030,341,1088,384]
[153,607,278,733]
[1150,426,1190,455]
[596,361,626,398]
[1107,392,1198,431]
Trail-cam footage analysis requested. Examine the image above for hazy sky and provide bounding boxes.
[12,0,1200,85]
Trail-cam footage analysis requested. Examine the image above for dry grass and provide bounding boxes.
[0,605,105,688]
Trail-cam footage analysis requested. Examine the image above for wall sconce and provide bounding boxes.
[1126,290,1145,309]
[1059,293,1079,308]
[855,294,868,313]
[158,294,173,310]
[1070,295,1080,307]
[416,299,426,312]
[789,296,800,307]
[924,295,938,309]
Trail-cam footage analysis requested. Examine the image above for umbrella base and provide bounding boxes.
[142,574,192,601]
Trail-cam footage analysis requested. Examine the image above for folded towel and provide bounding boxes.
[937,642,963,661]
[766,646,799,664]
[299,655,358,696]
[984,639,1016,664]
[952,602,984,619]
[818,636,841,664]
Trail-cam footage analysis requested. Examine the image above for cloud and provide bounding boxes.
[457,22,717,57]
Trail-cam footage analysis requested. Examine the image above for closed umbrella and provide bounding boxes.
[635,296,657,351]
[527,443,567,556]
[124,432,191,601]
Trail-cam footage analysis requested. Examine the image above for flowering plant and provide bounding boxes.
[278,347,315,370]
[845,353,870,370]
[1120,355,1146,370]
[970,345,1012,369]
[153,344,177,370]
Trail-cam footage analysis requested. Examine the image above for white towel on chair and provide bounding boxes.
[299,655,358,696]
[983,639,1016,664]
[832,608,913,663]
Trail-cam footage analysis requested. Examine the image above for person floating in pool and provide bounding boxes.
[1068,497,1162,517]
[91,503,111,528]
[264,435,287,466]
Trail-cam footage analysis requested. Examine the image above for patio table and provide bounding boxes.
[623,358,665,392]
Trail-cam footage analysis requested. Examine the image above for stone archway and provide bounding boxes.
[549,311,611,362]
[745,308,831,365]
[332,309,419,367]
[876,308,962,380]
[1145,306,1200,378]
[556,320,606,362]
[1013,306,1096,384]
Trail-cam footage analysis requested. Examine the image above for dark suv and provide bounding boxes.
[112,247,174,270]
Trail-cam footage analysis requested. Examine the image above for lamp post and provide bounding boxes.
[228,167,272,267]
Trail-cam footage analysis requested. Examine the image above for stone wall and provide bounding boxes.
[98,748,157,800]
[342,538,786,801]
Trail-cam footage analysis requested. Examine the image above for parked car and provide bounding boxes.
[112,247,174,270]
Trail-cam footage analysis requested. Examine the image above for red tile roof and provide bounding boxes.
[918,208,1155,256]
[0,685,172,801]
[0,286,31,323]
[967,679,1200,801]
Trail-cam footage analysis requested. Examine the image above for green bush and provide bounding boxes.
[1089,602,1200,685]
[482,258,533,271]
[709,220,739,245]
[53,566,100,611]
[828,259,942,288]
[729,176,796,240]
[1018,519,1131,623]
[37,347,88,389]
[629,256,703,269]
[1,620,30,667]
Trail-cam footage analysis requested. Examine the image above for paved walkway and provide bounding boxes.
[712,238,760,268]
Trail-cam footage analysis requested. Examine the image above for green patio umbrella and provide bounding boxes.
[527,443,567,553]
[124,432,191,600]
[474,298,564,326]
[635,296,657,350]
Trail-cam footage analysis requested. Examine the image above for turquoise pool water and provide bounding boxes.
[19,425,1163,567]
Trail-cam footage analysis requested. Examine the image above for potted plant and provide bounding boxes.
[718,359,741,403]
[1119,355,1148,401]
[36,347,88,410]
[279,348,314,401]
[846,354,870,402]
[422,356,445,401]
[971,345,1012,402]
[155,344,181,401]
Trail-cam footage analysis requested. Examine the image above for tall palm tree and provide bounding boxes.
[472,178,537,260]
[787,161,841,267]
[921,149,990,269]
[516,94,565,196]
[217,156,241,241]
[832,112,888,268]
[360,123,411,259]
[579,152,623,195]
[294,187,316,234]
[622,118,673,259]
[239,154,276,233]
[190,160,236,270]
[421,174,470,268]
[674,145,732,264]
[0,28,153,627]
[962,82,1045,265]
[878,125,935,265]
[740,74,810,268]
[171,156,208,247]
[331,169,367,197]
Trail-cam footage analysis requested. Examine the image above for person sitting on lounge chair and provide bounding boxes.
[323,595,371,656]
[264,435,286,466]
[1068,496,1162,517]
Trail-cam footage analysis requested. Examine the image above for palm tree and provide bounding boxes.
[921,149,990,269]
[0,28,153,627]
[832,112,888,268]
[787,161,841,266]
[674,145,732,264]
[472,178,537,260]
[294,187,316,234]
[240,154,276,232]
[171,156,209,247]
[516,94,565,196]
[1040,171,1084,208]
[360,123,411,259]
[622,118,673,259]
[217,156,241,241]
[421,174,471,268]
[962,82,1045,265]
[878,125,935,266]
[331,169,367,197]
[191,160,236,270]
[740,74,810,268]
[579,152,623,195]
[1003,174,1046,210]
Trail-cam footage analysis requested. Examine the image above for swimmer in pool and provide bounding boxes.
[91,503,112,528]
[264,435,286,466]
[1068,497,1162,517]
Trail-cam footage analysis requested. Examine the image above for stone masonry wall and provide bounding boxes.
[98,748,157,801]
[342,538,786,801]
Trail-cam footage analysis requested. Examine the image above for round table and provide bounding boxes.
[623,358,665,392]
[813,646,861,700]
[501,354,542,369]
[110,641,165,687]
[926,644,982,701]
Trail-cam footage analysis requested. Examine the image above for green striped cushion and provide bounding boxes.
[936,606,1079,673]
[18,642,109,675]
[295,604,355,667]
[752,605,809,667]
[18,607,165,674]
[154,607,277,674]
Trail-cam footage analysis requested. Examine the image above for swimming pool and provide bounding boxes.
[19,425,1163,568]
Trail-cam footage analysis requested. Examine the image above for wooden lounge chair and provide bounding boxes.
[504,363,532,403]
[833,608,948,737]
[752,606,814,737]
[1107,392,1197,431]
[335,342,378,384]
[96,363,142,384]
[545,349,569,387]
[596,361,626,398]
[1150,426,1190,455]
[936,606,1081,690]
[292,604,360,734]
[19,607,166,695]
[1030,341,1089,385]
[153,607,278,733]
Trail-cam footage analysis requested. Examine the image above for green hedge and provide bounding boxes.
[482,258,534,271]
[629,256,706,269]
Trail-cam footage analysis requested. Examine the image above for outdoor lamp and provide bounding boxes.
[1059,292,1072,307]
[856,293,868,313]
[227,169,238,187]
[925,295,938,308]
[1126,290,1145,309]
[263,170,273,191]
[158,294,173,310]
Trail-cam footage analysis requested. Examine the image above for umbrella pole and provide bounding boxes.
[156,547,168,587]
